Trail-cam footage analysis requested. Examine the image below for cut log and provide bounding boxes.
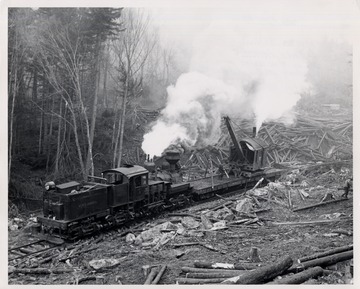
[272,219,351,226]
[298,244,353,263]
[151,265,167,284]
[268,266,324,284]
[186,271,245,279]
[173,242,200,248]
[144,266,159,284]
[287,250,353,273]
[221,256,293,284]
[293,198,349,212]
[10,268,74,275]
[194,261,259,270]
[181,266,245,274]
[177,277,228,284]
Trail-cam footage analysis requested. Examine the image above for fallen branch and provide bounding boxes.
[287,250,353,273]
[221,256,293,284]
[292,198,349,212]
[268,266,324,284]
[298,244,353,263]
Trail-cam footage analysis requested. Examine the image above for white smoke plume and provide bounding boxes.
[143,3,354,157]
[142,72,247,157]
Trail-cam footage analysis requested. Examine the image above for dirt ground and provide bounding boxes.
[8,161,353,285]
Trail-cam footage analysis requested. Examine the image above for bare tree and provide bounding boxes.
[112,8,156,166]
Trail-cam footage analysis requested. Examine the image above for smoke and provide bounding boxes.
[143,4,354,157]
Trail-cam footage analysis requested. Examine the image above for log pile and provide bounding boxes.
[179,111,352,172]
[176,244,353,284]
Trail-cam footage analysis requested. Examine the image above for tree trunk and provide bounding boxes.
[268,266,324,284]
[221,256,293,284]
[69,106,86,176]
[8,52,18,183]
[54,98,63,176]
[86,42,101,176]
[287,250,353,274]
[46,96,55,171]
[298,244,353,263]
[116,75,129,167]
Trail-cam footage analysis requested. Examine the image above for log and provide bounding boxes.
[151,265,167,284]
[181,266,245,274]
[194,261,259,270]
[298,244,353,263]
[144,266,159,284]
[177,277,228,284]
[293,199,349,212]
[10,268,74,275]
[173,242,200,248]
[268,266,324,284]
[221,256,293,284]
[211,201,233,211]
[287,250,353,273]
[272,219,351,226]
[186,271,245,279]
[332,229,352,236]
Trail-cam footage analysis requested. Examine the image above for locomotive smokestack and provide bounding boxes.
[165,150,180,172]
[253,127,257,138]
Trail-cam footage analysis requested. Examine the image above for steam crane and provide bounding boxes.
[224,116,269,177]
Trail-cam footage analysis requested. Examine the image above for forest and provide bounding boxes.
[8,8,184,203]
[8,7,352,207]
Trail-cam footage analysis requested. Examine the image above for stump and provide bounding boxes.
[249,247,262,263]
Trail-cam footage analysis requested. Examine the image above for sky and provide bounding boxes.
[141,0,359,156]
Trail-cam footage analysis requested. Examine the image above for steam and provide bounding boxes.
[142,32,309,156]
[142,72,244,157]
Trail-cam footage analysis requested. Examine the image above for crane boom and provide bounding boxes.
[223,116,246,163]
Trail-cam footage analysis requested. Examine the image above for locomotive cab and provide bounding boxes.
[101,165,149,207]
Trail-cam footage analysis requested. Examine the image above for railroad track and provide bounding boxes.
[8,237,65,266]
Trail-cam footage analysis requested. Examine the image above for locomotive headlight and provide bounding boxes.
[45,181,56,191]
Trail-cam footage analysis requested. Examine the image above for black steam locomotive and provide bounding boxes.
[37,164,193,239]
